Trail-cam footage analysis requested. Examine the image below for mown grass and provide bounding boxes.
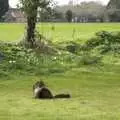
[0,23,120,42]
[0,23,120,120]
[1,67,120,120]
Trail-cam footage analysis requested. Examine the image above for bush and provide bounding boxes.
[56,41,80,54]
[83,31,120,54]
[66,41,79,53]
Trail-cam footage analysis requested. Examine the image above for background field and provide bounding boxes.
[0,23,120,120]
[0,23,120,42]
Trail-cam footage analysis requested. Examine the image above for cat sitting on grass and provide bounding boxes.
[33,81,71,99]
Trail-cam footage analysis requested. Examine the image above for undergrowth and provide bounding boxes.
[83,31,120,54]
[0,31,120,78]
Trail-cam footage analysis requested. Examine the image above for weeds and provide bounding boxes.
[83,31,120,54]
[1,30,120,78]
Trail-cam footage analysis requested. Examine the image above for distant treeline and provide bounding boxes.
[0,0,120,23]
[50,1,120,23]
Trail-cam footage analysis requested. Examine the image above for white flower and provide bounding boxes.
[9,61,12,63]
[27,59,30,62]
[9,60,16,64]
[58,51,62,55]
[12,61,16,63]
[53,57,57,60]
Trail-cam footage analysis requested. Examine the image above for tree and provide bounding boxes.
[0,0,9,20]
[39,7,56,22]
[20,0,51,48]
[65,10,73,22]
[107,0,120,8]
[107,0,120,22]
[55,2,105,22]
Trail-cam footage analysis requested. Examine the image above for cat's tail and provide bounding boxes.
[54,94,71,99]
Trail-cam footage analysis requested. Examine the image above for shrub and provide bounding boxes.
[83,31,120,54]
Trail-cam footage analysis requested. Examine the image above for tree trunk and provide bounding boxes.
[26,16,36,48]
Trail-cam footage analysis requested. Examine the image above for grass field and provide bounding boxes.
[1,68,120,120]
[0,23,120,120]
[0,23,120,42]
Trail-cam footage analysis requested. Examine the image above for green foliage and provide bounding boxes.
[79,53,102,65]
[1,24,120,76]
[0,42,71,76]
[65,41,79,54]
[0,40,103,78]
[84,31,120,54]
[19,0,51,17]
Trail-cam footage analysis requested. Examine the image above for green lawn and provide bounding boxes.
[0,23,120,42]
[1,68,120,120]
[1,23,120,120]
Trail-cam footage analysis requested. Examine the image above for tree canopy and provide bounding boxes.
[107,0,120,22]
[65,10,73,22]
[107,0,120,9]
[55,1,105,22]
[20,0,51,17]
[0,0,9,20]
